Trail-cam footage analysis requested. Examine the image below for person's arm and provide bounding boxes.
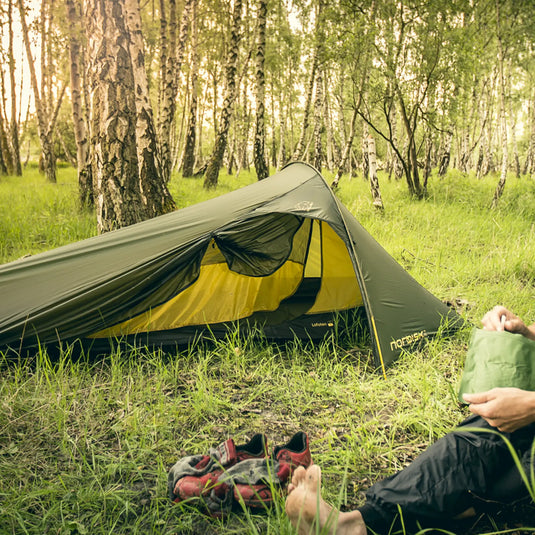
[466,306,535,431]
[481,305,535,341]
[463,388,535,432]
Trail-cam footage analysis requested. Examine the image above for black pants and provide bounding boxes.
[358,415,535,534]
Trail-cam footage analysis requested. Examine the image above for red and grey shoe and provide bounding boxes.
[168,433,268,515]
[272,430,312,482]
[231,431,312,511]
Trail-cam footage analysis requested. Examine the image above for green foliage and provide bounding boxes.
[1,167,535,533]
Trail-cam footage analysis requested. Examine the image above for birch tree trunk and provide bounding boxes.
[157,0,176,182]
[438,130,453,177]
[390,101,403,181]
[397,89,423,198]
[523,94,535,176]
[67,0,92,206]
[507,68,520,178]
[491,0,508,208]
[181,0,199,178]
[7,0,22,176]
[423,136,432,190]
[312,64,324,171]
[85,0,148,232]
[368,135,384,209]
[276,90,287,169]
[237,84,251,174]
[323,75,335,172]
[204,0,243,189]
[478,83,495,178]
[253,0,269,181]
[291,48,318,161]
[331,107,358,189]
[124,0,175,217]
[18,0,57,182]
[362,121,369,180]
[270,86,277,168]
[158,0,193,183]
[0,116,10,174]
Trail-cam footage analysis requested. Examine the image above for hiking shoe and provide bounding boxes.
[168,433,268,515]
[272,430,312,482]
[232,431,312,510]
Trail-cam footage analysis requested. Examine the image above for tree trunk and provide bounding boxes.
[478,95,495,178]
[391,103,403,181]
[124,0,175,217]
[331,107,358,189]
[204,0,243,189]
[438,130,453,177]
[476,129,487,178]
[86,0,148,232]
[159,0,193,183]
[181,0,199,178]
[66,0,92,206]
[312,64,324,171]
[323,74,335,172]
[270,87,277,168]
[523,94,535,176]
[227,136,236,175]
[237,84,251,175]
[18,0,57,182]
[491,0,508,208]
[507,69,520,178]
[7,0,22,176]
[368,135,384,209]
[157,0,175,182]
[291,48,318,161]
[362,121,369,180]
[397,91,423,198]
[253,0,269,180]
[423,136,432,190]
[0,115,10,174]
[276,89,287,169]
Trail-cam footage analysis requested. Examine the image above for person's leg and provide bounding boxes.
[286,416,533,534]
[358,415,522,532]
[285,464,367,535]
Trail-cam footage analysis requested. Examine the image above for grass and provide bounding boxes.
[1,165,535,534]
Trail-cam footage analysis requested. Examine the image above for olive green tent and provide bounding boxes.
[0,162,462,373]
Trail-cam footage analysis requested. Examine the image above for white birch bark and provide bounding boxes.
[66,0,92,205]
[253,0,269,180]
[368,135,384,209]
[85,0,147,232]
[18,0,57,182]
[123,0,175,217]
[491,0,508,208]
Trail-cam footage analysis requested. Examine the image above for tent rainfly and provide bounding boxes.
[0,162,462,374]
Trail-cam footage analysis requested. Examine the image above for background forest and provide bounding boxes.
[1,0,535,231]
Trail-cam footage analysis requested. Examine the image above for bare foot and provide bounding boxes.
[285,465,367,535]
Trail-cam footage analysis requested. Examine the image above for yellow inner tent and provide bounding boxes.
[92,219,363,338]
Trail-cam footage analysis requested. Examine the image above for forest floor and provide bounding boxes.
[1,165,535,534]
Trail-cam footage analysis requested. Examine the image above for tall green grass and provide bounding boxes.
[0,166,96,262]
[1,166,534,534]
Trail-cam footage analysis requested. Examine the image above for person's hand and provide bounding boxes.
[481,306,534,339]
[463,388,535,432]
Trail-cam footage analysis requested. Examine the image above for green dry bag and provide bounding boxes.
[458,327,535,403]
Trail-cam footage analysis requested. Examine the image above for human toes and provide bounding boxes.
[289,464,308,491]
[303,464,321,492]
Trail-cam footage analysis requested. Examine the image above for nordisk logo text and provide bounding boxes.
[390,330,427,351]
